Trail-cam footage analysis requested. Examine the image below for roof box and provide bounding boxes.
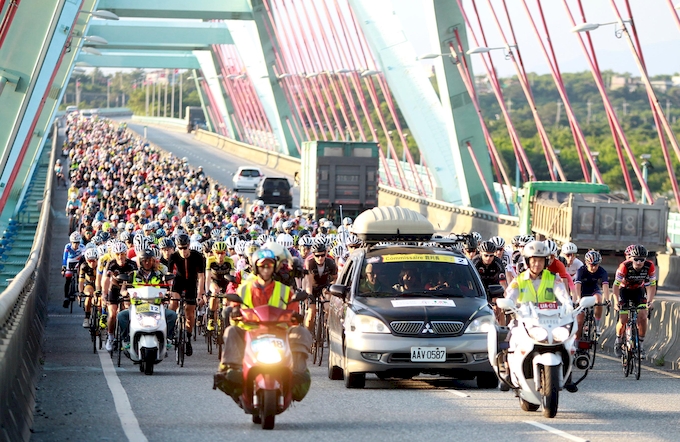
[353,207,434,242]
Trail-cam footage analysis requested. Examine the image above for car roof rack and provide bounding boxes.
[353,207,435,244]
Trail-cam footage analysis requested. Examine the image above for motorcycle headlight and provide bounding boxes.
[251,338,284,364]
[349,313,390,334]
[527,326,549,342]
[552,326,571,343]
[138,314,161,328]
[464,315,495,333]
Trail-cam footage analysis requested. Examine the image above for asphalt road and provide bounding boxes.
[122,121,301,210]
[30,125,680,442]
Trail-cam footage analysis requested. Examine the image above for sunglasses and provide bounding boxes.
[314,253,326,258]
[466,249,477,253]
[215,251,226,255]
[632,257,645,262]
[178,246,188,250]
[482,253,494,258]
[257,263,274,269]
[565,253,574,257]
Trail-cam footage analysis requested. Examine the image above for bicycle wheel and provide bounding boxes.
[216,316,224,360]
[175,314,184,365]
[90,307,98,354]
[206,326,213,355]
[623,323,632,377]
[116,320,122,367]
[318,308,327,366]
[632,322,641,380]
[583,312,597,369]
[312,307,324,365]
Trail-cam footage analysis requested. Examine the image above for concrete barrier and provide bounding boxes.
[657,254,680,290]
[131,115,187,133]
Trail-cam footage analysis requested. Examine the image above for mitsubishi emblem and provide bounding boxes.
[422,323,435,334]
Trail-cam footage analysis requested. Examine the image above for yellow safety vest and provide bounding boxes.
[517,270,556,304]
[236,280,291,329]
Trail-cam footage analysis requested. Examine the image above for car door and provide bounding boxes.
[328,256,357,356]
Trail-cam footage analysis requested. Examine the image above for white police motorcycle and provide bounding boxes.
[488,296,596,418]
[123,285,170,375]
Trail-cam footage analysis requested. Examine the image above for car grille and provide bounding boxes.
[431,321,465,335]
[388,353,467,363]
[390,321,424,334]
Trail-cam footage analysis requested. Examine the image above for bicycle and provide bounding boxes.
[82,292,103,354]
[577,300,610,369]
[621,304,644,380]
[310,290,329,366]
[115,295,131,367]
[205,292,228,357]
[174,292,187,367]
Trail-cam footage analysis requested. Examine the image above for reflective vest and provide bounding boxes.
[131,270,163,287]
[236,280,291,329]
[517,270,556,304]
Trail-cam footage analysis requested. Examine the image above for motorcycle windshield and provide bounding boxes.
[241,305,293,325]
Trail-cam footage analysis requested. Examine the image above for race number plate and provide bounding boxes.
[411,347,447,362]
[538,302,558,310]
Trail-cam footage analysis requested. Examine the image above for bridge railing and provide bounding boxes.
[131,115,187,132]
[0,122,56,440]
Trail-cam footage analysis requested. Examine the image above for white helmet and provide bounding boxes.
[489,236,505,248]
[342,217,353,226]
[561,242,578,255]
[294,209,303,217]
[523,240,550,258]
[111,241,128,255]
[544,239,559,256]
[70,232,82,243]
[472,232,483,243]
[84,248,98,260]
[276,233,294,249]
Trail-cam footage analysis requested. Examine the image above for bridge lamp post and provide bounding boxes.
[466,45,517,59]
[640,154,653,204]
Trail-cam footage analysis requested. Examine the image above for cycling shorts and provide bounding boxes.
[618,287,647,314]
[107,286,123,304]
[579,289,602,299]
[210,279,228,293]
[172,279,198,306]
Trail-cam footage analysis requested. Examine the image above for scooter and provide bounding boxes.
[488,296,596,418]
[214,291,307,430]
[123,283,171,375]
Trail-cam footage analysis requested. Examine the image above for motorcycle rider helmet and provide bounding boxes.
[584,250,602,265]
[561,242,578,255]
[250,249,277,276]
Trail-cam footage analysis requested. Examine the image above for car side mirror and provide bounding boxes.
[496,298,515,310]
[329,284,348,300]
[488,284,505,298]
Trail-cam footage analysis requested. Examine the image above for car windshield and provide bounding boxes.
[358,253,483,298]
[240,169,260,178]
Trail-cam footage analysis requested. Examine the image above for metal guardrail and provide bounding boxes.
[0,121,56,440]
[131,115,187,130]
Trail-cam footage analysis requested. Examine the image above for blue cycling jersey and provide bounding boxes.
[574,265,608,296]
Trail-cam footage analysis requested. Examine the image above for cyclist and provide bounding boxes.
[613,245,656,359]
[545,239,576,300]
[561,242,584,278]
[117,248,177,351]
[574,250,609,338]
[78,248,99,328]
[167,233,206,356]
[490,236,516,283]
[102,242,138,352]
[303,242,337,332]
[462,234,478,261]
[206,241,235,332]
[62,232,85,308]
[214,248,312,402]
[472,241,508,324]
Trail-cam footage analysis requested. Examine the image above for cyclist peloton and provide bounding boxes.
[574,250,609,338]
[613,245,656,360]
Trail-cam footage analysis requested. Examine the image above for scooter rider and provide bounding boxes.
[214,248,312,402]
[117,248,177,350]
[503,240,577,392]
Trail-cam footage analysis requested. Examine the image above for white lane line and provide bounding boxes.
[97,349,148,442]
[599,354,680,379]
[446,389,470,398]
[524,421,589,442]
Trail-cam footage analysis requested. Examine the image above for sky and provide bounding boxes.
[392,0,680,77]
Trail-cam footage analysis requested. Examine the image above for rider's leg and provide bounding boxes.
[165,308,177,340]
[107,302,119,335]
[593,293,603,324]
[576,311,585,340]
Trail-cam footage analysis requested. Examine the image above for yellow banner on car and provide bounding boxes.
[382,254,459,263]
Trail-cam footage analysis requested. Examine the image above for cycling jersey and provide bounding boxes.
[97,252,112,275]
[62,243,85,269]
[471,256,507,296]
[574,265,608,296]
[614,260,656,289]
[304,255,337,295]
[206,255,234,291]
[78,262,97,287]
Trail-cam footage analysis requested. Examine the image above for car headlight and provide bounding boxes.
[251,338,283,364]
[349,314,390,334]
[527,326,549,342]
[464,315,495,333]
[138,314,161,328]
[552,326,571,343]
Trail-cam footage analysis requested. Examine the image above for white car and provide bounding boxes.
[232,167,263,192]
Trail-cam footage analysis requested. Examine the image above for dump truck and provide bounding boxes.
[300,141,379,224]
[519,181,669,274]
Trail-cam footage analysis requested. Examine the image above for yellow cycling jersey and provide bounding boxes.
[97,252,112,274]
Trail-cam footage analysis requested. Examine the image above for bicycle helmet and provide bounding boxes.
[471,231,483,243]
[190,233,203,243]
[629,244,647,258]
[298,236,314,247]
[478,240,497,254]
[236,218,247,228]
[294,210,303,217]
[97,244,108,257]
[544,239,559,256]
[584,250,602,265]
[119,232,130,243]
[84,248,98,260]
[212,241,227,252]
[139,248,155,260]
[150,245,162,260]
[347,234,362,247]
[158,237,175,249]
[511,235,522,246]
[211,228,222,240]
[225,236,239,249]
[561,242,578,255]
[523,240,549,259]
[331,243,346,259]
[276,233,294,249]
[111,242,128,254]
[517,234,535,246]
[624,244,636,258]
[189,242,203,252]
[202,240,214,254]
[175,233,190,246]
[70,232,82,243]
[311,243,327,254]
[133,235,151,253]
[235,240,246,256]
[463,235,478,250]
[490,236,506,248]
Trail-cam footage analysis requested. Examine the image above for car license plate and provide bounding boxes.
[411,347,446,362]
[272,191,280,196]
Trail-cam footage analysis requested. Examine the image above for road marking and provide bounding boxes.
[599,354,680,379]
[524,421,588,442]
[97,349,148,442]
[446,389,470,398]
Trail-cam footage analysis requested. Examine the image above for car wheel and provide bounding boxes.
[344,370,365,389]
[328,357,343,380]
[476,373,499,389]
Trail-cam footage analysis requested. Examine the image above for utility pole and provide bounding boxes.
[157,79,161,117]
[179,73,183,120]
[151,81,156,116]
[623,100,628,116]
[75,79,81,108]
[587,100,592,125]
[667,99,671,117]
[555,101,562,126]
[145,81,149,116]
[106,78,110,108]
[171,69,176,118]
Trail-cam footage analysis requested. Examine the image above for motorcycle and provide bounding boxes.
[214,291,307,430]
[120,277,174,375]
[488,296,596,418]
